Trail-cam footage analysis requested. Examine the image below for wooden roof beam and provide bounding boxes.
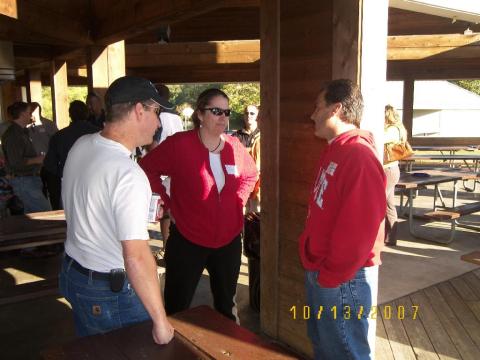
[388,33,480,60]
[0,0,17,18]
[92,0,259,45]
[126,40,260,68]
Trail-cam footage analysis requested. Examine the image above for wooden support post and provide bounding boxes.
[260,0,389,356]
[26,69,42,104]
[1,82,21,122]
[260,0,279,340]
[50,60,69,129]
[333,0,388,159]
[403,79,414,141]
[87,40,125,102]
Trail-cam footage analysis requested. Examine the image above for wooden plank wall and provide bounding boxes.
[261,0,388,356]
[260,0,333,357]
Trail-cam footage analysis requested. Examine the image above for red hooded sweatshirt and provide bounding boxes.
[139,130,258,248]
[298,129,386,288]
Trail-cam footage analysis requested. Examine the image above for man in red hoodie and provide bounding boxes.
[298,79,386,359]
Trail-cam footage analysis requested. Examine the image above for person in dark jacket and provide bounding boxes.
[86,92,105,129]
[43,101,98,209]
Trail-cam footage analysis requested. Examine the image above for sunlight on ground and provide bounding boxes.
[56,297,72,309]
[3,268,45,285]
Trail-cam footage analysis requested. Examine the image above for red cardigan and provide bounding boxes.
[298,129,386,288]
[139,130,258,248]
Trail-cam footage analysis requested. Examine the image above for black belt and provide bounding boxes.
[65,254,110,281]
[10,172,40,178]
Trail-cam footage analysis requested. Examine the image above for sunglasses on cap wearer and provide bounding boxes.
[142,103,162,116]
[202,107,231,117]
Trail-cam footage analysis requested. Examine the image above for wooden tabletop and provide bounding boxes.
[406,154,480,161]
[41,306,300,360]
[412,146,477,152]
[0,210,67,250]
[396,169,478,190]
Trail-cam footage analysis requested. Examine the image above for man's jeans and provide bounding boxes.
[305,266,379,360]
[9,176,51,213]
[59,254,150,337]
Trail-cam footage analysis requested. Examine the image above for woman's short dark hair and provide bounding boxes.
[191,88,229,128]
[69,100,88,123]
[320,79,363,128]
[7,101,30,120]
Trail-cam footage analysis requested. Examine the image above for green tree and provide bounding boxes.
[450,80,480,96]
[41,86,88,120]
[167,82,260,130]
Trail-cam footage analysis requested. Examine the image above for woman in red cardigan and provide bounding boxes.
[139,89,258,321]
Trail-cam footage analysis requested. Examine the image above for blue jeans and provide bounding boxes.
[305,266,379,360]
[9,176,51,213]
[59,254,150,337]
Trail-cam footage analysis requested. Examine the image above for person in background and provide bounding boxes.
[1,101,51,213]
[43,100,98,209]
[147,84,184,244]
[59,76,174,343]
[298,79,386,360]
[246,107,261,213]
[28,102,59,201]
[232,104,259,150]
[383,104,407,246]
[140,88,258,322]
[28,102,58,156]
[86,92,106,129]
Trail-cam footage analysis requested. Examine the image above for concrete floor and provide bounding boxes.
[0,178,479,359]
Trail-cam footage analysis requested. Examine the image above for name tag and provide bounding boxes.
[225,165,239,176]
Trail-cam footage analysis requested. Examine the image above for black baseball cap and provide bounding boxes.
[104,76,174,109]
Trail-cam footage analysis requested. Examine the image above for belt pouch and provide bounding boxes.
[109,269,126,292]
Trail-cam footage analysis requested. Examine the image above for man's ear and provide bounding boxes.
[331,103,342,117]
[133,102,144,120]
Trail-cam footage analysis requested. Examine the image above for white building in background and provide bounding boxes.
[386,80,480,138]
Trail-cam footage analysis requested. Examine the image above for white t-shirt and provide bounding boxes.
[62,133,151,272]
[209,152,225,193]
[159,112,183,144]
[159,112,184,195]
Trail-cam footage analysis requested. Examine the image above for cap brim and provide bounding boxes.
[151,95,174,110]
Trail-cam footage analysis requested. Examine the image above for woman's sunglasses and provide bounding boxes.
[246,111,257,116]
[202,107,231,117]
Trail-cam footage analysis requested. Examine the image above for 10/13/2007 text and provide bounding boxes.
[289,305,419,320]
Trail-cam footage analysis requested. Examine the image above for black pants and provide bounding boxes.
[164,224,242,321]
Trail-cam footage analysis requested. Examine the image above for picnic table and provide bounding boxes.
[396,169,480,243]
[412,145,477,155]
[0,210,66,252]
[41,305,300,360]
[402,153,480,191]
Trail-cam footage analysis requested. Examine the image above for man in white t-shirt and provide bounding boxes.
[59,76,174,344]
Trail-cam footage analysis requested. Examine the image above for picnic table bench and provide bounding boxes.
[423,201,480,244]
[41,305,301,360]
[396,170,480,244]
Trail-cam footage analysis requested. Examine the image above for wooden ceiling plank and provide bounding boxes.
[93,0,233,45]
[0,0,91,45]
